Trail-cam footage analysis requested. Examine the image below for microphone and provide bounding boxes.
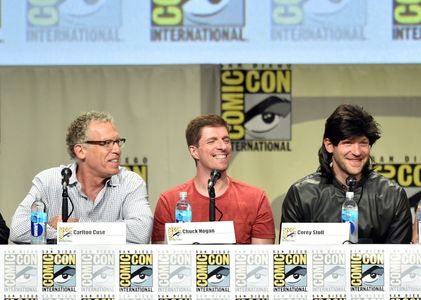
[346,176,357,192]
[208,169,221,222]
[61,168,72,222]
[208,169,221,190]
[61,168,72,189]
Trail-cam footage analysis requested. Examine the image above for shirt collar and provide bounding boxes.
[64,162,121,187]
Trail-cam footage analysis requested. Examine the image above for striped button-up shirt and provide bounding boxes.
[10,163,153,244]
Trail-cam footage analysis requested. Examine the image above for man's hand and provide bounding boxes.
[48,215,78,229]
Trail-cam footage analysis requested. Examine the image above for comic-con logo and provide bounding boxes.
[57,226,73,242]
[196,253,230,292]
[81,251,115,292]
[273,252,307,292]
[42,253,76,292]
[312,251,346,292]
[271,0,366,41]
[124,157,148,186]
[151,0,245,42]
[4,252,38,292]
[280,226,297,242]
[350,252,384,292]
[119,253,153,292]
[158,252,192,292]
[373,163,421,209]
[374,163,421,187]
[393,0,421,40]
[220,65,292,152]
[26,0,122,42]
[167,226,182,241]
[390,251,421,291]
[235,252,269,292]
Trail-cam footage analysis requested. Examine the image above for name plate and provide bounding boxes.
[165,221,236,244]
[280,222,350,245]
[57,222,126,245]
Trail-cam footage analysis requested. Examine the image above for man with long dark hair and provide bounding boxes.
[281,104,412,243]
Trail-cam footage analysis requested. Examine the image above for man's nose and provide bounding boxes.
[351,143,362,155]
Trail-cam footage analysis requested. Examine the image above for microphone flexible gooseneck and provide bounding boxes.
[208,169,221,222]
[61,168,72,222]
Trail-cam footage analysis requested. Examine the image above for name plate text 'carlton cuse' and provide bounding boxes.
[57,222,126,245]
[165,221,235,244]
[280,222,350,245]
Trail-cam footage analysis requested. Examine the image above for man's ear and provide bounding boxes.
[189,145,199,160]
[73,144,86,160]
[323,138,334,154]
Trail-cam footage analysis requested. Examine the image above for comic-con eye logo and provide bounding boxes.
[81,253,114,290]
[4,253,38,291]
[390,252,421,291]
[273,253,307,292]
[312,252,346,292]
[119,254,153,292]
[235,253,269,292]
[196,254,230,291]
[271,0,366,41]
[168,227,182,241]
[350,253,384,292]
[27,0,121,27]
[220,66,292,142]
[58,227,72,241]
[281,227,297,242]
[151,0,245,27]
[150,0,246,42]
[393,0,421,25]
[158,253,192,291]
[42,253,77,292]
[272,0,365,26]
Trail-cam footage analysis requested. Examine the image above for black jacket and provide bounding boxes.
[281,171,412,244]
[0,212,10,244]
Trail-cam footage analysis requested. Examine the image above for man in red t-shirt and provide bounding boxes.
[152,115,275,244]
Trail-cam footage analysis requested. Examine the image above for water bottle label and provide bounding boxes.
[31,212,47,223]
[31,212,47,237]
[31,222,44,237]
[176,210,192,223]
[342,210,358,234]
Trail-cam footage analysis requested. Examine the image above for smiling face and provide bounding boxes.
[324,135,370,184]
[75,121,122,179]
[189,125,232,174]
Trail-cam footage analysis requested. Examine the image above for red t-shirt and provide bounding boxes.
[152,178,275,244]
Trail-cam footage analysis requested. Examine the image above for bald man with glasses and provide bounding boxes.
[10,111,153,244]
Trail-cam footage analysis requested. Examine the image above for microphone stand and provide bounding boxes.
[62,185,69,222]
[208,184,216,222]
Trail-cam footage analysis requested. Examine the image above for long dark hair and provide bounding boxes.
[318,104,381,181]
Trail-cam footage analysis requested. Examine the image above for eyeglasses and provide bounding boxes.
[84,138,126,149]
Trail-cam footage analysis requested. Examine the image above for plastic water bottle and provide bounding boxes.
[175,192,192,223]
[341,191,358,243]
[31,197,48,244]
[417,200,421,244]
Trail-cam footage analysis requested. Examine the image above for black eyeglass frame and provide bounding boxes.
[84,138,126,148]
